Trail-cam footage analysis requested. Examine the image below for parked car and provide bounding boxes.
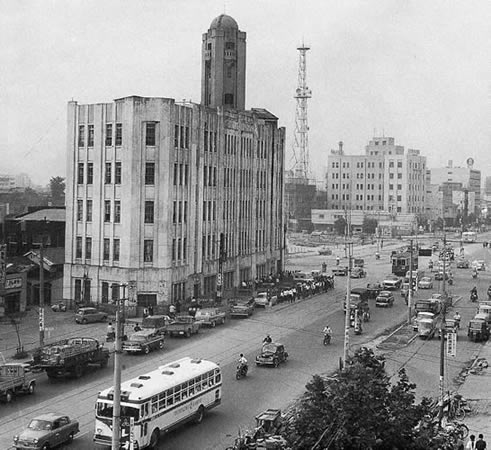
[350,267,366,278]
[475,260,486,271]
[382,275,402,290]
[255,343,288,367]
[122,330,165,354]
[194,308,226,327]
[75,307,108,324]
[376,291,395,307]
[254,292,278,307]
[332,266,348,276]
[434,271,451,280]
[51,302,67,312]
[230,298,256,317]
[141,314,172,335]
[13,413,79,449]
[456,259,470,269]
[418,277,434,289]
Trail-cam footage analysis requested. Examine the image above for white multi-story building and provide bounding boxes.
[63,15,285,309]
[326,137,427,215]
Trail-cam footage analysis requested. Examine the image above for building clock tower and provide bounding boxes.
[201,14,246,110]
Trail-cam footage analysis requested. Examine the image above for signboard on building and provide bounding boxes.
[5,277,22,290]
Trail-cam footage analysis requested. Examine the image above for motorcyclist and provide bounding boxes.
[472,268,478,278]
[323,325,332,338]
[470,286,478,302]
[106,322,115,341]
[453,311,461,329]
[238,354,248,372]
[375,252,380,260]
[336,256,340,265]
[263,334,272,344]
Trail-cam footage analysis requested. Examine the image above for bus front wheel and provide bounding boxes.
[194,405,205,424]
[149,428,160,448]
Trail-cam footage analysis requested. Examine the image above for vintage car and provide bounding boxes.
[417,315,437,339]
[74,307,108,324]
[255,343,288,367]
[254,292,278,308]
[366,283,383,299]
[418,277,434,289]
[122,330,165,354]
[350,267,366,279]
[434,271,451,281]
[382,275,402,290]
[140,314,172,335]
[456,259,470,269]
[332,266,348,276]
[376,291,395,308]
[318,247,332,256]
[194,308,226,327]
[413,312,436,331]
[438,318,458,339]
[13,413,79,449]
[467,318,490,342]
[230,298,256,317]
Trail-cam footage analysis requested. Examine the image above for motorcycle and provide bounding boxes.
[375,252,380,260]
[470,292,478,303]
[236,363,248,380]
[472,271,478,279]
[106,331,115,342]
[323,333,331,346]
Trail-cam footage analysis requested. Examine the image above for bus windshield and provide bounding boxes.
[96,402,139,420]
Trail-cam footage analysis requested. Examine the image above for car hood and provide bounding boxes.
[18,429,49,441]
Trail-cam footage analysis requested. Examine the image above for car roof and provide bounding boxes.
[130,330,156,337]
[78,307,97,312]
[30,413,66,421]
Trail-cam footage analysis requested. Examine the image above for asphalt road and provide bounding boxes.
[1,233,489,449]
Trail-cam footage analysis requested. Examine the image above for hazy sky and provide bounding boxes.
[2,0,490,186]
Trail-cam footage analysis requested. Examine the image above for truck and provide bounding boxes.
[415,299,442,315]
[31,337,110,379]
[0,363,36,403]
[166,315,202,337]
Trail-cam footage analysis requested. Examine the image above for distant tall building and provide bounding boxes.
[64,15,285,308]
[430,160,481,216]
[326,137,427,215]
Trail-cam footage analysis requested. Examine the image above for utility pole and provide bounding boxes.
[343,242,353,368]
[112,284,125,449]
[438,235,447,423]
[407,239,413,325]
[38,227,46,347]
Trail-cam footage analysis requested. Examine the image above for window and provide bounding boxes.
[103,238,110,261]
[86,200,93,222]
[397,161,403,168]
[397,195,402,201]
[78,125,85,147]
[174,124,179,148]
[145,163,155,185]
[85,237,92,260]
[76,237,82,258]
[114,201,121,223]
[105,162,112,184]
[224,93,234,105]
[115,123,122,146]
[113,239,120,261]
[101,282,109,303]
[146,123,156,146]
[115,162,122,184]
[77,163,84,184]
[105,124,113,146]
[397,173,402,179]
[144,240,153,263]
[77,200,83,221]
[88,125,94,147]
[397,184,402,190]
[104,200,111,222]
[144,201,154,224]
[87,162,93,184]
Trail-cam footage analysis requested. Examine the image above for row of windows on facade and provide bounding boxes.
[77,162,158,185]
[330,193,425,203]
[224,133,269,160]
[78,123,159,148]
[331,160,425,170]
[75,236,154,263]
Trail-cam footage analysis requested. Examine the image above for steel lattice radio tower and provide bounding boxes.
[293,43,312,180]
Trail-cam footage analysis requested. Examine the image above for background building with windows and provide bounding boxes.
[63,15,285,310]
[325,137,427,215]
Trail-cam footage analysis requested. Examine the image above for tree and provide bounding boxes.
[282,347,447,449]
[362,217,378,235]
[49,176,65,206]
[333,217,347,235]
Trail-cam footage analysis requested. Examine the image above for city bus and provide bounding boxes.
[462,231,477,242]
[94,357,222,449]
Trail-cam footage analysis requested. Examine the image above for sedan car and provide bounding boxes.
[13,413,79,449]
[376,291,395,307]
[418,277,434,289]
[382,275,402,290]
[51,302,67,312]
[350,267,366,279]
[75,307,108,324]
[122,330,165,354]
[456,259,470,269]
[255,343,288,367]
[254,292,278,307]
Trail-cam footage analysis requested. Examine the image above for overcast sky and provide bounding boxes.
[2,0,490,186]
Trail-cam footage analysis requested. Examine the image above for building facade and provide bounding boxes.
[326,137,427,215]
[63,15,285,309]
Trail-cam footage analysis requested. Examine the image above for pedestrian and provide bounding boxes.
[467,435,476,449]
[148,305,154,316]
[133,323,142,332]
[476,434,487,450]
[143,307,149,317]
[169,303,176,318]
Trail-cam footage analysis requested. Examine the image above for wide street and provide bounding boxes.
[0,234,490,449]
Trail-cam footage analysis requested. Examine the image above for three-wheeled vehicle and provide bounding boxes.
[467,318,490,342]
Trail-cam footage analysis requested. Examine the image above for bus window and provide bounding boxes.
[166,389,174,406]
[215,369,221,383]
[158,392,165,410]
[120,406,139,420]
[96,402,113,418]
[196,376,202,392]
[181,382,188,400]
[151,395,158,414]
[189,379,195,396]
[174,385,181,402]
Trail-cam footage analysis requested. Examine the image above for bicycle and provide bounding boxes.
[448,395,466,420]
